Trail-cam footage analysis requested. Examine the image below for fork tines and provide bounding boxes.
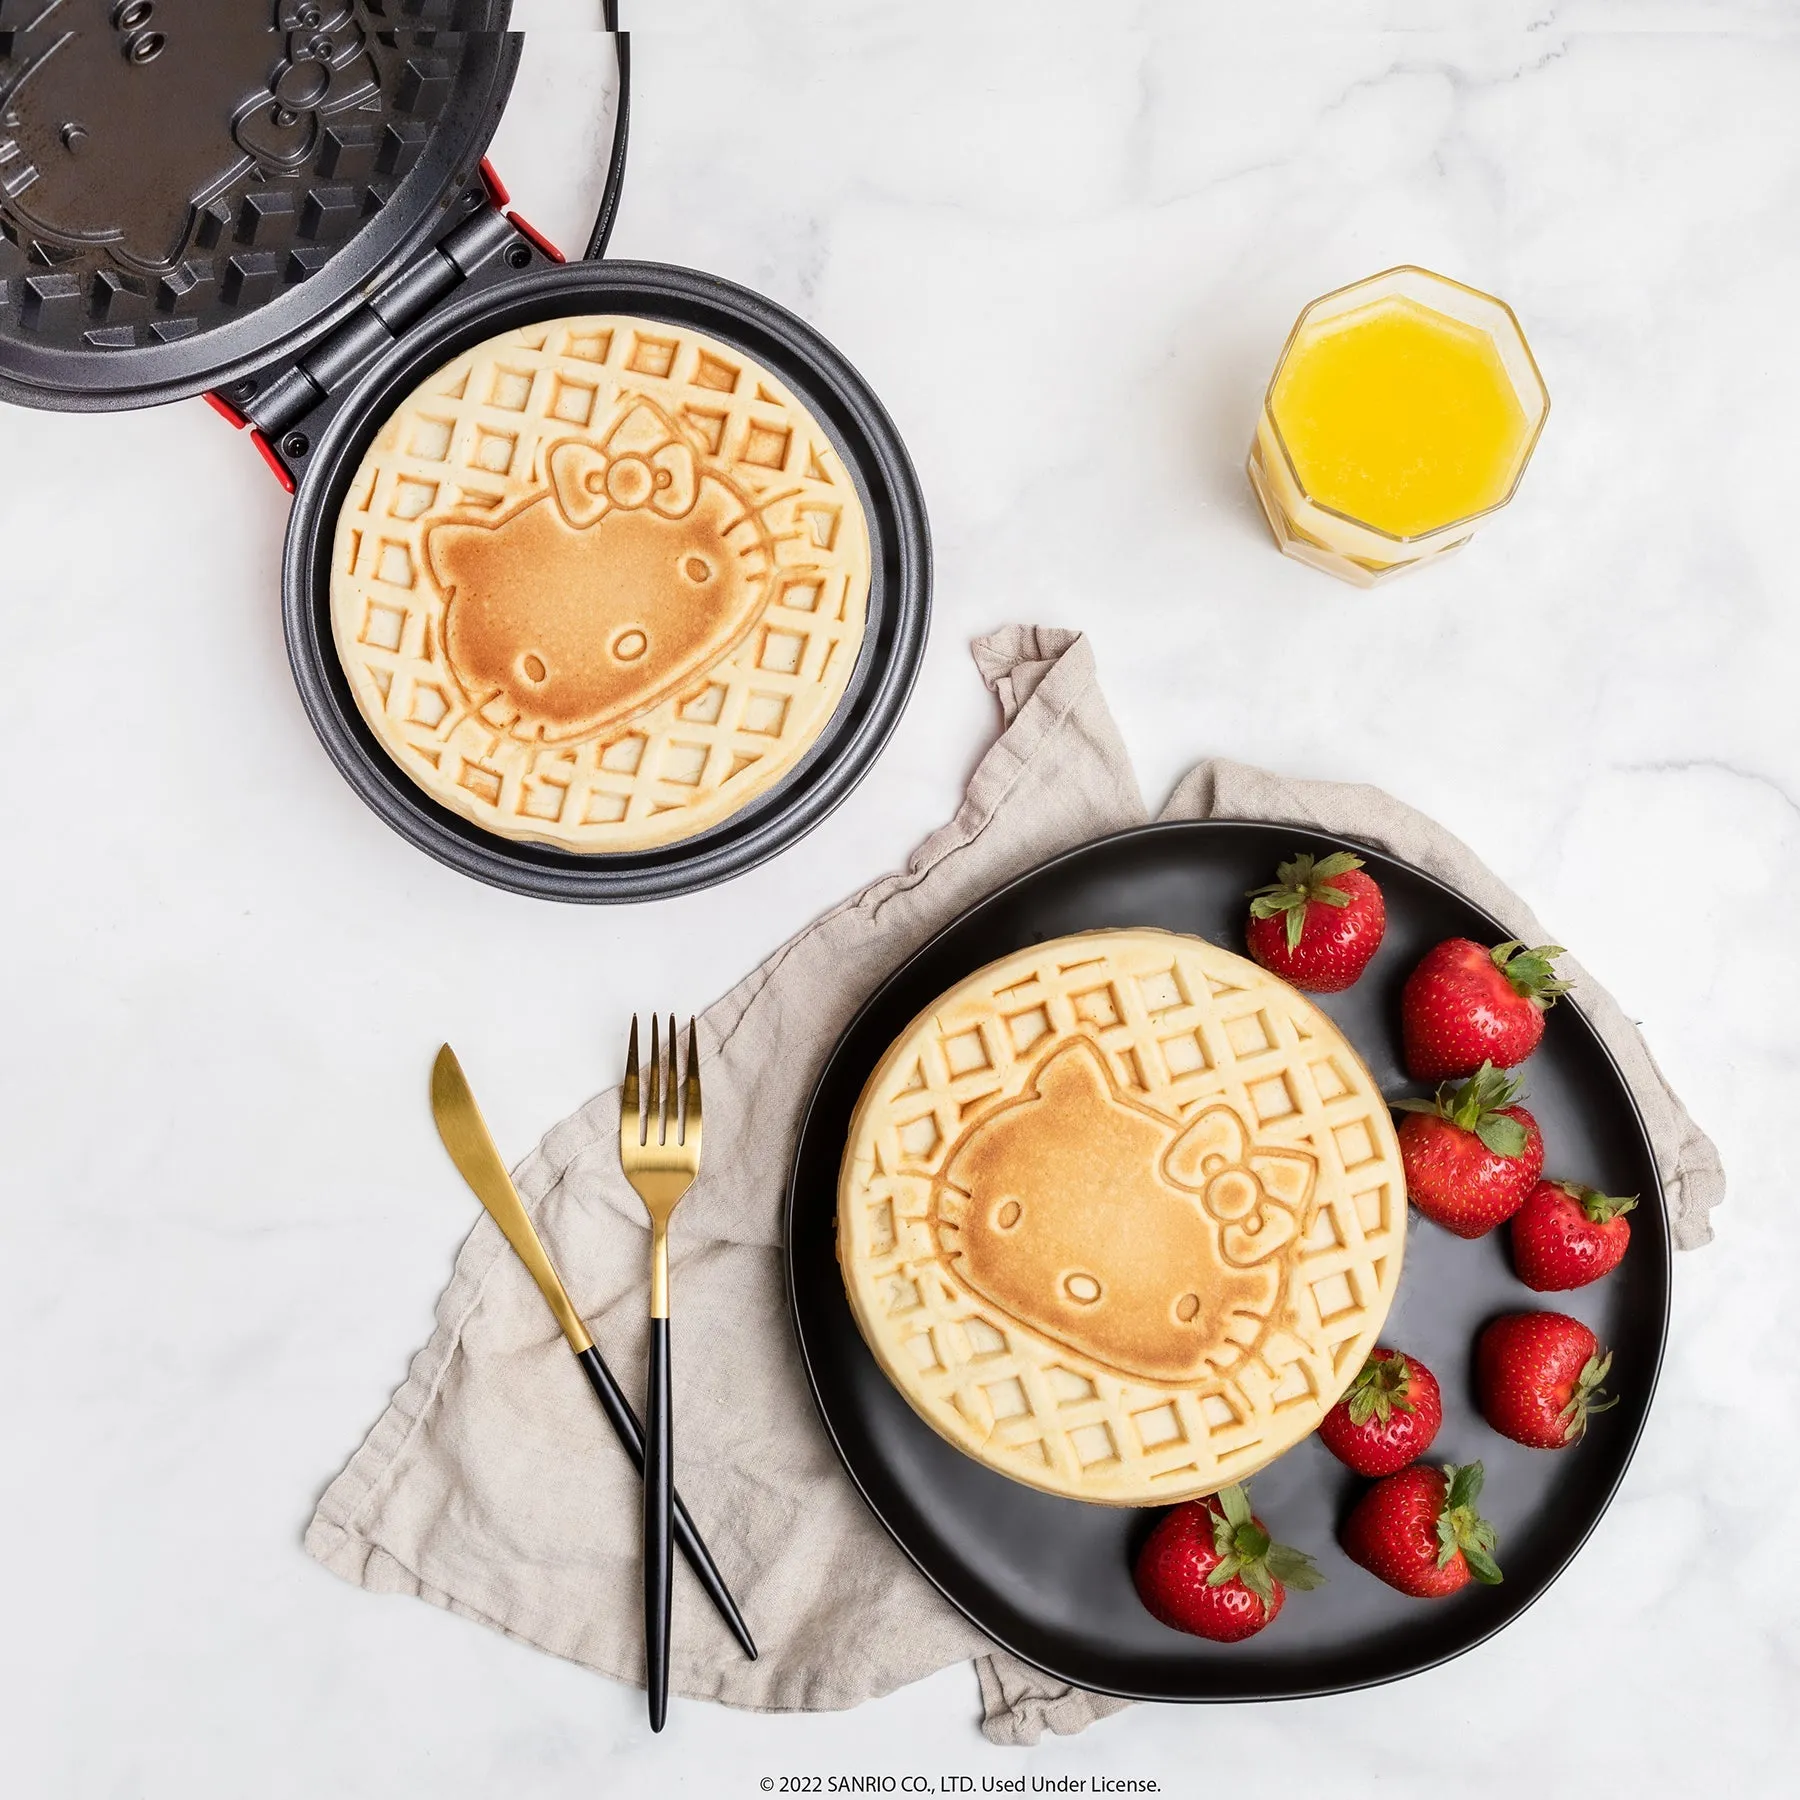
[622,1014,702,1153]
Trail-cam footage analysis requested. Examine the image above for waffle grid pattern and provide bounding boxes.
[838,931,1407,1505]
[330,315,872,851]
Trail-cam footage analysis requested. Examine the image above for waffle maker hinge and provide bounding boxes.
[224,199,540,487]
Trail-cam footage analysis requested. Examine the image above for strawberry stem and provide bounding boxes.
[1555,1181,1637,1224]
[1392,1061,1530,1158]
[1435,1462,1503,1585]
[1558,1350,1619,1441]
[1248,851,1364,953]
[1204,1483,1326,1616]
[1345,1351,1416,1427]
[1491,940,1573,1008]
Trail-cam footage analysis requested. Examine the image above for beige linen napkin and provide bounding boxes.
[306,626,1722,1747]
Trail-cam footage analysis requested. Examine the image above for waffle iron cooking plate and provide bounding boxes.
[0,3,931,900]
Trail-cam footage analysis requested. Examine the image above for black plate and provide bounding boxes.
[786,820,1669,1701]
[283,259,931,901]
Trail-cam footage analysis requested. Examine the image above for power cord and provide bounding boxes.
[585,1,631,259]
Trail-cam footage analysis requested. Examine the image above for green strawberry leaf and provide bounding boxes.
[1285,902,1306,953]
[1240,1560,1276,1612]
[1475,1114,1529,1158]
[1558,1351,1618,1440]
[1245,850,1365,951]
[1492,940,1573,1007]
[1266,1545,1326,1591]
[1437,1462,1503,1583]
[1345,1351,1414,1426]
[1247,859,1313,910]
[1445,1460,1486,1511]
[1455,1062,1526,1121]
[1416,1063,1532,1157]
[1248,889,1306,919]
[1463,1544,1505,1586]
[1434,1512,1460,1568]
[1200,1483,1322,1618]
[1560,1183,1638,1224]
[1236,1522,1272,1561]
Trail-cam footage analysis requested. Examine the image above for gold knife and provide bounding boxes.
[428,1045,757,1661]
[431,1045,592,1351]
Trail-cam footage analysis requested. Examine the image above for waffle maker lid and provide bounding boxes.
[0,0,517,412]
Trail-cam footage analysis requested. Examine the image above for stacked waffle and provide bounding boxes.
[837,929,1408,1505]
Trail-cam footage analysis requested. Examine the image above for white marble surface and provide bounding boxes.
[2,5,1795,1794]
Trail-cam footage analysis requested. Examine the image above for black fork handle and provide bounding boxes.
[644,1317,674,1731]
[573,1345,756,1663]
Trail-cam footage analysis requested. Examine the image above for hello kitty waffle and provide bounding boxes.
[837,930,1408,1504]
[329,316,872,850]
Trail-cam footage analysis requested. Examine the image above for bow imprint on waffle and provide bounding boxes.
[929,1037,1317,1385]
[422,398,780,744]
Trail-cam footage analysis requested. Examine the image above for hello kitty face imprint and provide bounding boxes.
[930,1037,1317,1385]
[422,398,776,743]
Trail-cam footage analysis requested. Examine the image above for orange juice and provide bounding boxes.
[1248,268,1548,587]
[1270,297,1530,538]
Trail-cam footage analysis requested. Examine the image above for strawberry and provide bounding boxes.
[1510,1181,1637,1291]
[1245,850,1386,993]
[1318,1348,1443,1477]
[1133,1483,1324,1642]
[1401,938,1572,1080]
[1477,1311,1618,1449]
[1340,1461,1503,1597]
[1394,1062,1545,1237]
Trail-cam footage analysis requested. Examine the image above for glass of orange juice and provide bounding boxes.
[1247,266,1549,587]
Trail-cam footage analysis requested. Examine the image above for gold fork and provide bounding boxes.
[620,1014,701,1734]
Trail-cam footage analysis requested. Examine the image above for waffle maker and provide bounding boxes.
[0,1,931,900]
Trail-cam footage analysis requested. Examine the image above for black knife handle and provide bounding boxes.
[573,1344,757,1663]
[644,1316,673,1733]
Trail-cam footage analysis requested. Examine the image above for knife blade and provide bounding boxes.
[430,1045,593,1353]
